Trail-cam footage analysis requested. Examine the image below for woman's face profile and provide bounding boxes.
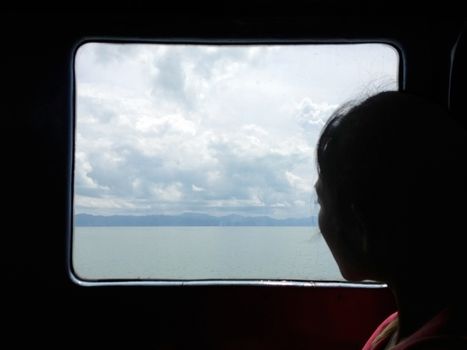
[315,177,368,281]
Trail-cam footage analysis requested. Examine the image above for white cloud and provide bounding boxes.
[296,98,336,127]
[192,185,205,192]
[285,171,313,193]
[74,43,398,218]
[205,196,265,208]
[76,195,142,211]
[151,183,184,202]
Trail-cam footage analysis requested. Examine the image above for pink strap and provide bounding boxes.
[362,312,399,350]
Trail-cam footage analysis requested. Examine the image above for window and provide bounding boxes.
[72,42,399,283]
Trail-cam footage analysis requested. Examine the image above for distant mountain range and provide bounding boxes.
[75,213,318,226]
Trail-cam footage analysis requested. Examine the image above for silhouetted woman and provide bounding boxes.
[315,91,467,349]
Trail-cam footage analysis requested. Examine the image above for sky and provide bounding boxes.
[74,43,398,218]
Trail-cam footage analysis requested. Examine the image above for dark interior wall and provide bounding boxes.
[4,9,465,348]
[450,24,467,127]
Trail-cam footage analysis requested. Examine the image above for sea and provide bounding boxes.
[72,226,344,282]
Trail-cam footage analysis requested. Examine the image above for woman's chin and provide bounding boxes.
[339,267,368,282]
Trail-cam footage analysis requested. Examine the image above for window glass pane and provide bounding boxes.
[73,43,399,281]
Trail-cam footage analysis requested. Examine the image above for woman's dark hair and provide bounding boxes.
[316,91,467,261]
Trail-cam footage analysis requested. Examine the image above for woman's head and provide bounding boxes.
[315,91,467,282]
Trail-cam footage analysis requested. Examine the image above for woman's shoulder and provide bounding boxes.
[392,307,467,350]
[394,337,467,350]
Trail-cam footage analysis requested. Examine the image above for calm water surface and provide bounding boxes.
[73,226,343,281]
